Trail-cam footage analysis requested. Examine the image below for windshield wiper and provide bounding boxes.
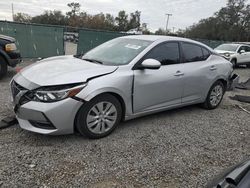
[82,58,103,65]
[74,53,83,59]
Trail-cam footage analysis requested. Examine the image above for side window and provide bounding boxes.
[202,47,211,60]
[144,42,180,65]
[238,46,246,53]
[182,43,204,62]
[244,46,250,52]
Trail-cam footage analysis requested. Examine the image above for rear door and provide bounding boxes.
[133,42,184,113]
[180,42,213,103]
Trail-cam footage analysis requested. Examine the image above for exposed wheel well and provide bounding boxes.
[217,79,227,91]
[231,58,237,66]
[104,92,126,121]
[231,58,237,62]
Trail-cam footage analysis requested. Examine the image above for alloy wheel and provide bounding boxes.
[210,85,223,107]
[86,102,117,134]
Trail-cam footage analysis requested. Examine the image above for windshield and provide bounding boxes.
[82,38,152,66]
[215,44,239,52]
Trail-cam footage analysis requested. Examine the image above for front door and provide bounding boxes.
[133,42,184,113]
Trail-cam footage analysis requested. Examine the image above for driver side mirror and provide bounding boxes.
[140,59,161,70]
[239,50,246,54]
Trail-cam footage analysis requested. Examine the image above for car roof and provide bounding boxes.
[219,43,240,46]
[0,34,15,42]
[122,35,194,42]
[121,35,213,50]
[233,42,250,46]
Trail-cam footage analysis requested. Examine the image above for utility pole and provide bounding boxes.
[12,3,14,21]
[165,13,172,34]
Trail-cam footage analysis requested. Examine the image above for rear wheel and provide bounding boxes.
[0,56,7,79]
[76,94,122,139]
[202,81,225,110]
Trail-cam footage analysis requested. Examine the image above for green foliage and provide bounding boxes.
[115,11,129,31]
[181,0,250,41]
[13,2,142,32]
[13,13,31,23]
[31,10,67,25]
[155,28,166,35]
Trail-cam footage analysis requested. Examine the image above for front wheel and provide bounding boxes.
[202,81,225,110]
[76,94,122,139]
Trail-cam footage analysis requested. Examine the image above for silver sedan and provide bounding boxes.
[11,35,235,138]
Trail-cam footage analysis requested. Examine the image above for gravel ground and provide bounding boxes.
[0,61,250,188]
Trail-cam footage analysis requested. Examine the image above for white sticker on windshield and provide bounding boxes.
[125,44,142,50]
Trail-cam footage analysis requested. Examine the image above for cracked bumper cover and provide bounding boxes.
[16,98,83,135]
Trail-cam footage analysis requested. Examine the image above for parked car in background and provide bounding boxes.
[11,35,236,139]
[0,34,21,79]
[64,32,78,43]
[126,29,143,35]
[207,159,250,188]
[215,43,250,67]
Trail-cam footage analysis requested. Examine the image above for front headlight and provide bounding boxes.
[5,43,17,52]
[28,83,86,102]
[224,53,231,57]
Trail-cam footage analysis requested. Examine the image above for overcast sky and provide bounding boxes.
[0,0,240,31]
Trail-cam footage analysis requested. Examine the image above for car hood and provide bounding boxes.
[19,55,118,86]
[215,50,236,54]
[0,34,16,42]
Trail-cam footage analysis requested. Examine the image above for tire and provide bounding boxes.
[76,94,122,139]
[202,81,225,110]
[0,56,7,79]
[230,59,237,68]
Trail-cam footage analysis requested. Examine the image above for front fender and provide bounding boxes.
[75,69,134,116]
[80,87,128,102]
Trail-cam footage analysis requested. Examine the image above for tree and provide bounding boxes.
[128,11,141,30]
[155,28,166,35]
[31,10,67,25]
[115,11,129,31]
[12,2,142,33]
[105,14,115,30]
[182,0,250,41]
[66,2,81,17]
[13,13,31,23]
[141,23,151,34]
[66,2,81,27]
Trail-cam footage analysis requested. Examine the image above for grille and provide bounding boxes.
[29,119,56,130]
[11,81,27,99]
[11,81,31,105]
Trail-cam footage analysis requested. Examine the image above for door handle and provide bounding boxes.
[174,71,184,76]
[210,66,217,71]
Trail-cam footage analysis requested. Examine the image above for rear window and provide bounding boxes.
[202,48,211,60]
[182,43,204,62]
